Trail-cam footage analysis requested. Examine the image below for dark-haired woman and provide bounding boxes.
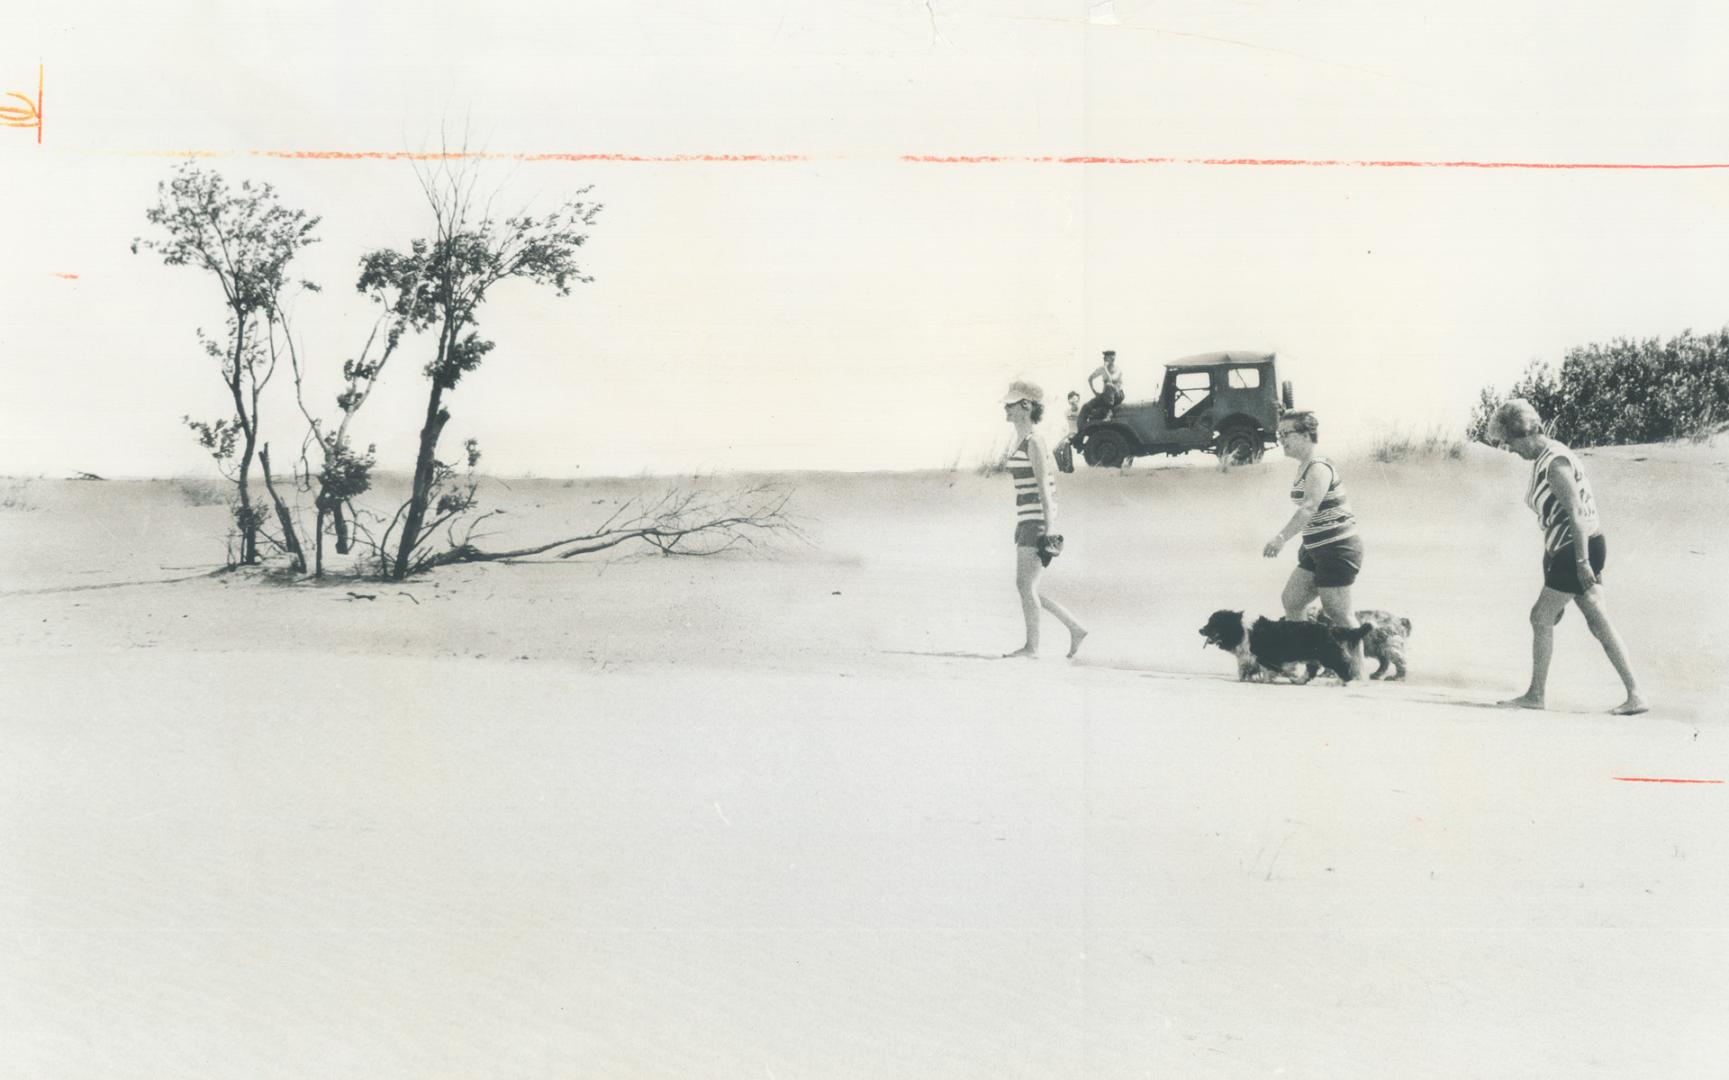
[1262,409,1363,675]
[1001,380,1088,659]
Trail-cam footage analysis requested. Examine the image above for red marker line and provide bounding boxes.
[903,153,1729,171]
[1612,777,1724,784]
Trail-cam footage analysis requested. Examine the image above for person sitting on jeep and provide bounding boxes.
[1072,349,1125,447]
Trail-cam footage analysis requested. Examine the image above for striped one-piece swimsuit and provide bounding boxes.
[1527,441,1601,553]
[1007,437,1049,526]
[1291,457,1356,548]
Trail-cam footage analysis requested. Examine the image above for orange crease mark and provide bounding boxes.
[104,148,1729,171]
[245,150,810,163]
[50,272,79,280]
[1,64,43,143]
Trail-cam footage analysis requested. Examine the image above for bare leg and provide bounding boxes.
[1004,546,1042,658]
[1317,585,1361,679]
[1500,587,1570,708]
[1575,587,1649,714]
[1040,593,1089,658]
[1006,546,1087,659]
[1282,567,1319,621]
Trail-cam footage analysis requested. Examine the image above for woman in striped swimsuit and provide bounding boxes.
[1488,399,1648,715]
[1002,380,1088,659]
[1262,410,1364,675]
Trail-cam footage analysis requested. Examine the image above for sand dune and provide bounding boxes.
[2,445,1725,1078]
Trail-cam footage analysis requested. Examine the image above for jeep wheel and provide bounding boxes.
[1083,429,1131,468]
[1217,425,1262,466]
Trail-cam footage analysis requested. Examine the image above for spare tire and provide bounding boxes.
[1281,380,1295,410]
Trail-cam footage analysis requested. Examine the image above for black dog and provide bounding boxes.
[1198,609,1373,684]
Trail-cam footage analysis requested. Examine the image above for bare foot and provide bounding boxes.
[1003,646,1038,659]
[1609,696,1651,716]
[1497,694,1545,710]
[1066,628,1089,659]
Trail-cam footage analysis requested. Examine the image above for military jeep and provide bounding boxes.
[1077,350,1293,468]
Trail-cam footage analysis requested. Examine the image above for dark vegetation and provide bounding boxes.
[1468,328,1729,447]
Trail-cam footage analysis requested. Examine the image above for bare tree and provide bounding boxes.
[135,163,321,564]
[256,444,306,572]
[134,159,801,587]
[274,278,412,576]
[357,153,602,580]
[371,436,485,577]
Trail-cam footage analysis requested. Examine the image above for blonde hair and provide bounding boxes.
[1488,398,1544,443]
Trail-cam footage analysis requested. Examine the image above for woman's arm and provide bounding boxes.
[1547,458,1598,586]
[1263,463,1328,557]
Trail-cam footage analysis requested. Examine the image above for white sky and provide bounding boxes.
[3,1,1727,477]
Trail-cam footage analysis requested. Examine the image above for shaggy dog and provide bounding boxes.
[1311,608,1413,681]
[1198,609,1372,684]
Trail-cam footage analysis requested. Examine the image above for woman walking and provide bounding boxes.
[1487,399,1648,715]
[1262,409,1363,674]
[1001,380,1088,659]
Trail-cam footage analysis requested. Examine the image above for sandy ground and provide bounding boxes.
[2,444,1727,1079]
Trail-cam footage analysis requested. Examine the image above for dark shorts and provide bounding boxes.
[1543,534,1606,594]
[1014,520,1044,547]
[1296,535,1363,588]
[1077,388,1124,428]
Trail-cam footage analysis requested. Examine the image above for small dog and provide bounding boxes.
[1198,609,1373,684]
[1311,608,1413,681]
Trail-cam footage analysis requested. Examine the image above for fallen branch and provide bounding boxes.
[413,485,804,572]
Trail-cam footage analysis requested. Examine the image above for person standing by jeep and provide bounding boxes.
[1002,380,1088,659]
[1073,350,1125,447]
[1261,410,1363,673]
[1054,390,1081,472]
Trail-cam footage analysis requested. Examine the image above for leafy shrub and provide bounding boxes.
[1468,327,1729,446]
[318,441,377,504]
